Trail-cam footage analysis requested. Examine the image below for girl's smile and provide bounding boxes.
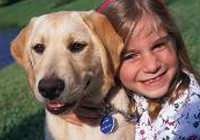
[140,71,167,89]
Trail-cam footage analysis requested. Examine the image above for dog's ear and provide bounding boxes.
[82,11,124,84]
[11,23,35,88]
[11,26,29,66]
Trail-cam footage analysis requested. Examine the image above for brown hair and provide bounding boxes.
[97,0,200,119]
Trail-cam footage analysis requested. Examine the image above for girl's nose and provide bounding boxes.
[142,53,161,73]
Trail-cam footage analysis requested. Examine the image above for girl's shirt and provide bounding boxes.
[134,72,200,140]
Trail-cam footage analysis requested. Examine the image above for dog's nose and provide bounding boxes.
[38,78,65,100]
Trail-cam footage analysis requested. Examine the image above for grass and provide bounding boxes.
[167,0,200,71]
[0,0,200,139]
[0,0,102,29]
[0,64,44,139]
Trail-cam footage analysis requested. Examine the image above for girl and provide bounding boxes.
[66,0,200,139]
[96,0,200,139]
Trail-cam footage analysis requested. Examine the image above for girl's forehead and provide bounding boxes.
[132,13,164,38]
[126,14,168,50]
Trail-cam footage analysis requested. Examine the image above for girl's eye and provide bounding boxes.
[152,36,171,51]
[152,41,166,51]
[122,53,138,61]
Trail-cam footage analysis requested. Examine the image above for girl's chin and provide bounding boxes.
[138,86,169,99]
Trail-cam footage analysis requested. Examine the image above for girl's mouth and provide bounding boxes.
[141,72,166,88]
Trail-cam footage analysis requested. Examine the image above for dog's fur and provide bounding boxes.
[11,11,135,140]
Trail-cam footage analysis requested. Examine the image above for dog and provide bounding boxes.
[11,11,135,140]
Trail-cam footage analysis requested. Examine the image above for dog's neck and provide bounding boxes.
[102,86,139,123]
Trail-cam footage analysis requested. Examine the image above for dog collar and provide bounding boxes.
[100,86,140,134]
[103,103,139,123]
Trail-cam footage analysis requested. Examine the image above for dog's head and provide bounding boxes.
[11,11,123,115]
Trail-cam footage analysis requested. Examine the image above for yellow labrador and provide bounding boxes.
[11,11,135,140]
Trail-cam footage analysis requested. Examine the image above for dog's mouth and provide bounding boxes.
[46,101,77,115]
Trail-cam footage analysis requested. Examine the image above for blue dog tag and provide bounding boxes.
[100,115,115,134]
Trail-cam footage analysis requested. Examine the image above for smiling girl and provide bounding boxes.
[98,0,200,139]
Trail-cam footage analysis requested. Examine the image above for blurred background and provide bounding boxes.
[0,0,199,139]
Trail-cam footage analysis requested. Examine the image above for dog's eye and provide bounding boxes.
[68,42,86,53]
[33,44,45,54]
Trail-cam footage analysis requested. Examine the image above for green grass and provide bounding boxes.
[0,64,44,139]
[0,0,200,139]
[0,0,102,29]
[168,0,200,71]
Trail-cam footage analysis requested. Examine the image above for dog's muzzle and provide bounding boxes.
[38,77,76,115]
[37,74,92,115]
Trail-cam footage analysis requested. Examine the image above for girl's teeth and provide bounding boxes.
[144,76,161,85]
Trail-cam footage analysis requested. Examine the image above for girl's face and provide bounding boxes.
[119,20,178,99]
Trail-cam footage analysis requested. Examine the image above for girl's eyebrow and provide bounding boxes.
[121,47,137,55]
[152,35,170,46]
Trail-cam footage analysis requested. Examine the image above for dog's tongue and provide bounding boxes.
[47,101,66,108]
[46,101,77,115]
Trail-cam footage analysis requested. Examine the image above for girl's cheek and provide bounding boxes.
[119,63,135,83]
